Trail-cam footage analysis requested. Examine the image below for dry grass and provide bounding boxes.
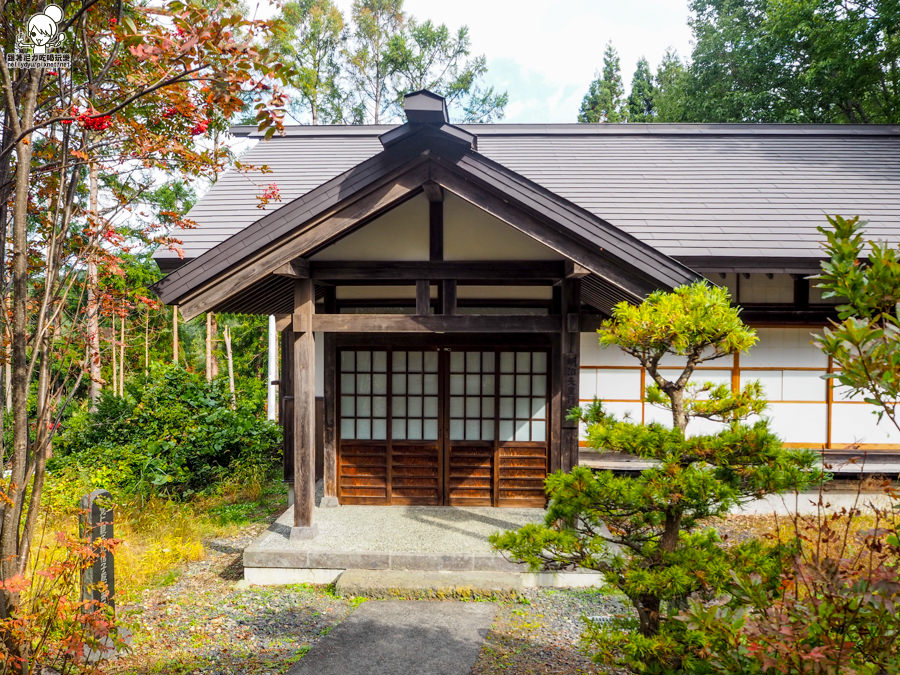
[28,474,285,604]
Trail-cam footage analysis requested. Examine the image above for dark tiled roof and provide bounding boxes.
[157,124,900,263]
[154,125,701,314]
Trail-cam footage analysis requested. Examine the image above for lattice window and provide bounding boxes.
[449,351,496,441]
[339,350,388,440]
[391,350,439,441]
[498,351,548,442]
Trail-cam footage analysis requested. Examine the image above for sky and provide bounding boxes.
[392,0,695,123]
[248,0,696,123]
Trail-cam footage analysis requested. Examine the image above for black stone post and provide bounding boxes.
[80,489,115,610]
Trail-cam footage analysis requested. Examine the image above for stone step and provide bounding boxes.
[334,568,602,598]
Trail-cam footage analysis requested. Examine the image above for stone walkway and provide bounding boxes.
[286,600,496,675]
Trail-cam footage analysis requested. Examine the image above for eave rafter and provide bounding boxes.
[156,125,700,321]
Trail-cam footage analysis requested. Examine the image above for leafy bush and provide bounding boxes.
[0,532,126,674]
[491,283,818,673]
[51,365,281,503]
[683,482,900,675]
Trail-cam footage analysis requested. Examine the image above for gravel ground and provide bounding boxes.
[107,521,627,675]
[110,525,358,675]
[473,588,629,675]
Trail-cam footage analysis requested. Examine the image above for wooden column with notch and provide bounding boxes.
[560,276,581,471]
[292,278,317,535]
[280,328,294,483]
[321,333,339,507]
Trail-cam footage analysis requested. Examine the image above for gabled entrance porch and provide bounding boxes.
[152,90,702,545]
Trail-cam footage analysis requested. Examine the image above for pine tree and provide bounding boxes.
[578,42,624,123]
[626,56,655,121]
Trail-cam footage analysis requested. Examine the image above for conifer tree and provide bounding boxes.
[626,56,655,121]
[578,42,624,123]
[493,282,818,672]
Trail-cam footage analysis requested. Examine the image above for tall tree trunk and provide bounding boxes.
[224,324,236,410]
[111,313,117,395]
[87,161,102,406]
[172,306,179,365]
[119,314,125,395]
[205,313,218,381]
[145,311,150,377]
[2,70,39,629]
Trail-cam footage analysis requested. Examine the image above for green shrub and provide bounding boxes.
[51,364,281,502]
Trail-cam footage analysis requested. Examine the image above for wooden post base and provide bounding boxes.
[289,525,319,541]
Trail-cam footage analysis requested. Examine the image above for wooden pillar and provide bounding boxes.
[321,333,339,507]
[560,278,581,471]
[292,279,317,536]
[280,328,294,483]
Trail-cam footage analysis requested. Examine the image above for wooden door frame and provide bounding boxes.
[328,333,554,506]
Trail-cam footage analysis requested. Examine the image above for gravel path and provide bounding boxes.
[472,588,629,675]
[107,519,627,675]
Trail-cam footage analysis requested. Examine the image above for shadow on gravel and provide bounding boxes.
[473,630,601,675]
[219,553,244,581]
[118,603,348,675]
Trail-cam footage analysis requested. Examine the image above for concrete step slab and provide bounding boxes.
[334,568,604,598]
[336,569,521,599]
[286,600,496,675]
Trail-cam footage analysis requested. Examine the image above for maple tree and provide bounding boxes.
[0,0,289,668]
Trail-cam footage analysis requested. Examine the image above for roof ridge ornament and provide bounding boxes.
[379,90,476,151]
[403,90,449,124]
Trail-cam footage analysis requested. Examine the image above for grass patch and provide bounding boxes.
[31,473,287,603]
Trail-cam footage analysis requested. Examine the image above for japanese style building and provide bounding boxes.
[153,91,900,536]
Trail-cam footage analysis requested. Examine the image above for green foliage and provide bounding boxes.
[599,282,757,431]
[278,0,506,124]
[814,215,900,434]
[275,0,346,125]
[626,57,655,122]
[601,1,899,124]
[579,42,625,123]
[51,365,281,502]
[682,485,900,674]
[493,281,818,673]
[682,0,900,123]
[386,18,507,123]
[653,49,690,122]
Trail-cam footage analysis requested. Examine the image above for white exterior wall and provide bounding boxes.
[579,326,899,448]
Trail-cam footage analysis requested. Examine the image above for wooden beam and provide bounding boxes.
[442,280,457,315]
[177,162,429,320]
[280,328,294,483]
[565,260,591,279]
[416,280,430,315]
[310,260,565,282]
[273,259,310,279]
[321,333,338,507]
[560,277,581,472]
[312,314,561,333]
[429,197,443,261]
[422,181,444,203]
[292,278,317,534]
[274,314,292,331]
[429,163,654,301]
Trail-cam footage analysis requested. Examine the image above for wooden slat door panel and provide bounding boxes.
[498,444,548,507]
[339,442,388,504]
[446,443,493,506]
[391,443,440,504]
[337,345,549,507]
